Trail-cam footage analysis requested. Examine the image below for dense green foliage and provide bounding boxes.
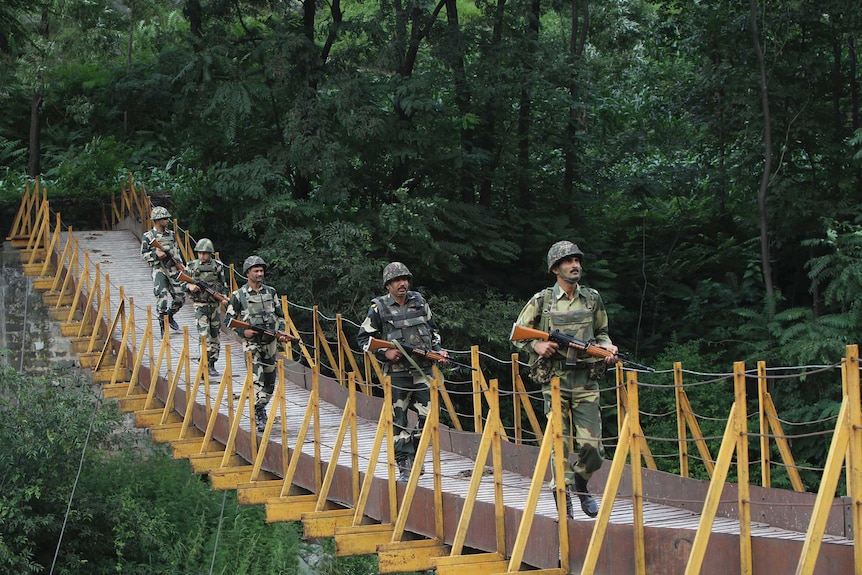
[1,1,860,480]
[0,365,382,574]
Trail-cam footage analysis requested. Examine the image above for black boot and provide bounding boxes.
[396,457,413,483]
[208,361,219,377]
[254,405,267,433]
[549,486,574,519]
[574,474,598,518]
[158,314,166,339]
[168,313,180,331]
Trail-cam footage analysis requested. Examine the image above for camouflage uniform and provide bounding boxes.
[224,282,285,411]
[515,282,610,489]
[141,224,185,325]
[357,288,442,469]
[184,256,228,366]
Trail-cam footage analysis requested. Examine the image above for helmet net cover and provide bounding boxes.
[382,262,412,286]
[546,241,584,272]
[194,238,215,253]
[151,206,171,220]
[243,255,267,275]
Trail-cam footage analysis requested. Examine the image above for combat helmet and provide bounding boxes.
[151,206,171,221]
[382,262,412,286]
[547,241,584,272]
[194,238,215,254]
[243,255,267,275]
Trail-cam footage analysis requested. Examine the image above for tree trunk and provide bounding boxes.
[517,0,540,207]
[28,92,42,177]
[749,0,774,300]
[28,7,50,178]
[849,35,860,196]
[563,0,588,197]
[445,0,475,204]
[389,0,446,194]
[477,0,507,207]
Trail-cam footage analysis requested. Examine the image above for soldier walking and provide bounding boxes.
[141,206,185,338]
[513,241,618,519]
[184,238,229,377]
[224,255,289,432]
[357,262,448,482]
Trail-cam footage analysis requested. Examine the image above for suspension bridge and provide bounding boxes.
[6,179,860,574]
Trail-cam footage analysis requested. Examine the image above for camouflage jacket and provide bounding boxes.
[224,283,286,339]
[514,283,611,366]
[141,228,184,270]
[184,258,229,304]
[356,291,442,371]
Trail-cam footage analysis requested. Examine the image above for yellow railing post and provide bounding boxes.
[629,371,646,575]
[735,362,752,575]
[758,361,771,487]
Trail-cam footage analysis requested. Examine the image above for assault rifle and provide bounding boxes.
[509,323,654,372]
[363,337,475,371]
[148,238,185,270]
[176,270,229,305]
[227,318,315,350]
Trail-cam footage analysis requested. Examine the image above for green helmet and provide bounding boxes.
[151,206,171,220]
[243,255,267,275]
[547,241,584,272]
[194,238,215,253]
[382,261,412,286]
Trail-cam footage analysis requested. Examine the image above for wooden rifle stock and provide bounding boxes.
[148,238,185,270]
[509,323,654,371]
[227,318,314,350]
[364,337,475,370]
[176,270,229,305]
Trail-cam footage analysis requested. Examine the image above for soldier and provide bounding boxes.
[224,255,289,432]
[513,241,618,519]
[184,238,229,377]
[356,262,448,482]
[141,206,185,338]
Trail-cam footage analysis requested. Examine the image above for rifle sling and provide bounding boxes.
[391,340,432,382]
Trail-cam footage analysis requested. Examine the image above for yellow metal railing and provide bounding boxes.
[10,183,861,575]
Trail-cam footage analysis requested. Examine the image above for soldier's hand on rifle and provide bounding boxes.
[155,248,167,260]
[599,344,619,364]
[436,349,450,365]
[533,340,559,358]
[384,348,402,362]
[187,283,200,293]
[243,329,257,339]
[276,333,291,343]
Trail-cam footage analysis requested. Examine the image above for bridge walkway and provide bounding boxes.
[7,185,859,575]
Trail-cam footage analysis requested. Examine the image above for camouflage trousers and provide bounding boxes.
[390,370,432,463]
[243,338,278,409]
[543,370,604,489]
[193,302,221,364]
[151,266,184,316]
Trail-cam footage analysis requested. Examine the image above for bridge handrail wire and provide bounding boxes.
[12,180,861,575]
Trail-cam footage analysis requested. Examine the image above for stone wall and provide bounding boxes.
[0,241,79,373]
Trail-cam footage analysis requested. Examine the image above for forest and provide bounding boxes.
[1,0,861,559]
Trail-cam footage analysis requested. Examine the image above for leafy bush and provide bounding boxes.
[44,136,131,199]
[0,365,383,574]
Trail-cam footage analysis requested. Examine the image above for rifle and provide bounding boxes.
[148,238,185,270]
[364,337,476,371]
[227,318,315,350]
[176,270,229,305]
[509,323,654,372]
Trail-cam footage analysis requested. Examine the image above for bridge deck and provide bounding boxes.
[69,229,853,574]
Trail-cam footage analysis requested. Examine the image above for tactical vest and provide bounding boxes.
[243,287,278,331]
[374,292,433,368]
[188,260,223,303]
[146,229,180,269]
[539,286,600,365]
